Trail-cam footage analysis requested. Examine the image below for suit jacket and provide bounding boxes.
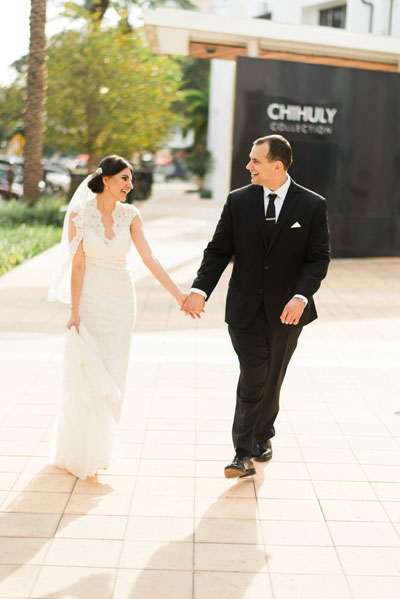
[192,180,331,330]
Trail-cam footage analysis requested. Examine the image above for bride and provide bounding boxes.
[48,155,186,479]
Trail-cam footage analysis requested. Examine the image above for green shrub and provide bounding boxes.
[0,196,66,227]
[185,147,213,181]
[0,200,30,226]
[32,196,66,226]
[0,224,62,276]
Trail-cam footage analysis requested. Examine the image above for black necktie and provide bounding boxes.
[265,193,277,236]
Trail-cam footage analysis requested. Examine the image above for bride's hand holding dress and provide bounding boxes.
[66,310,80,333]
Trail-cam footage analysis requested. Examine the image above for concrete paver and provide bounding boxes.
[0,182,400,598]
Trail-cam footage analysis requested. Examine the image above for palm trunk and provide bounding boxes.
[24,0,47,204]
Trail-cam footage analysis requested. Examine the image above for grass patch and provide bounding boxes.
[0,196,65,276]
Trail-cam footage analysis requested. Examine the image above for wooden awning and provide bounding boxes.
[144,9,400,72]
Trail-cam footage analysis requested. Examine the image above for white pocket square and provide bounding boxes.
[291,222,301,228]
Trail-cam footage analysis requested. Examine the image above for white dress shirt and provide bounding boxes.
[263,174,292,221]
[191,175,307,305]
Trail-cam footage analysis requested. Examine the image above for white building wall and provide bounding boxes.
[267,0,304,24]
[346,0,371,34]
[393,0,400,36]
[205,59,237,201]
[374,0,400,36]
[345,0,400,35]
[194,0,400,35]
[194,0,267,17]
[273,0,399,35]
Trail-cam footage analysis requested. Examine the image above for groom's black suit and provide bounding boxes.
[192,179,330,456]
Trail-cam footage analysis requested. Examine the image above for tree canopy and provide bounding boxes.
[45,25,182,167]
[0,83,26,146]
[63,0,194,23]
[0,0,207,170]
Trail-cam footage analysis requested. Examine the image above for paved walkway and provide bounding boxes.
[0,182,400,599]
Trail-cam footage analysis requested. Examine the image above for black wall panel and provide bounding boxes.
[231,57,400,257]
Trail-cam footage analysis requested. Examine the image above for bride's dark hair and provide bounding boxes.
[87,155,133,193]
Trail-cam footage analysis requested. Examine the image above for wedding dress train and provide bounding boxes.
[50,197,138,479]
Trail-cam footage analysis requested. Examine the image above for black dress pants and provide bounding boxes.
[228,303,302,457]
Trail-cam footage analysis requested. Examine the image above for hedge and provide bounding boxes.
[0,197,65,276]
[0,224,62,276]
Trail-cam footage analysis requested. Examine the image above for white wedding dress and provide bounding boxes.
[50,197,139,480]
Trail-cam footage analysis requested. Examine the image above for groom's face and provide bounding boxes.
[246,142,279,187]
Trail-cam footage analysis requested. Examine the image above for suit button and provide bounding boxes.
[258,289,263,294]
[264,265,269,270]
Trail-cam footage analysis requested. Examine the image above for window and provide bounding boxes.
[319,4,347,28]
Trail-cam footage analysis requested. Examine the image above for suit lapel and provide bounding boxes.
[266,181,299,254]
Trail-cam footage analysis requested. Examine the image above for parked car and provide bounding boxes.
[0,155,24,170]
[0,178,23,199]
[0,157,24,199]
[42,163,71,194]
[0,156,72,198]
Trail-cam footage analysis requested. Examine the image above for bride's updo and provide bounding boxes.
[87,155,133,193]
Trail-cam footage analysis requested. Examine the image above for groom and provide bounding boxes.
[182,135,331,478]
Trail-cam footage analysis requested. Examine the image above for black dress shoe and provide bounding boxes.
[224,455,256,478]
[253,439,273,462]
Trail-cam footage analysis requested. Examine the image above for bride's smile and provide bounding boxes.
[100,167,133,206]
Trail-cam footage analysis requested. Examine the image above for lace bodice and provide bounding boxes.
[72,198,139,269]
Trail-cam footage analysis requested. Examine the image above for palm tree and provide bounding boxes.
[24,0,47,204]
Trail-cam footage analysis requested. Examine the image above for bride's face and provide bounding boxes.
[106,168,133,202]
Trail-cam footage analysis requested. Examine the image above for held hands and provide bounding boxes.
[181,292,206,319]
[280,297,305,326]
[176,292,188,308]
[179,292,302,323]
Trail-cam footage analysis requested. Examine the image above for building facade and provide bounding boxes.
[189,1,400,201]
[192,0,400,36]
[145,3,400,255]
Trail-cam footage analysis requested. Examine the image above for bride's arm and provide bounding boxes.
[130,214,186,306]
[67,213,85,333]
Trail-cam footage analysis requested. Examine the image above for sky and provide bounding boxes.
[0,0,65,85]
[0,0,124,86]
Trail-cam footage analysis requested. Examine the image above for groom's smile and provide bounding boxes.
[246,141,285,189]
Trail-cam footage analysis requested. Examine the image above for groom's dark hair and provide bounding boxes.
[253,135,293,171]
